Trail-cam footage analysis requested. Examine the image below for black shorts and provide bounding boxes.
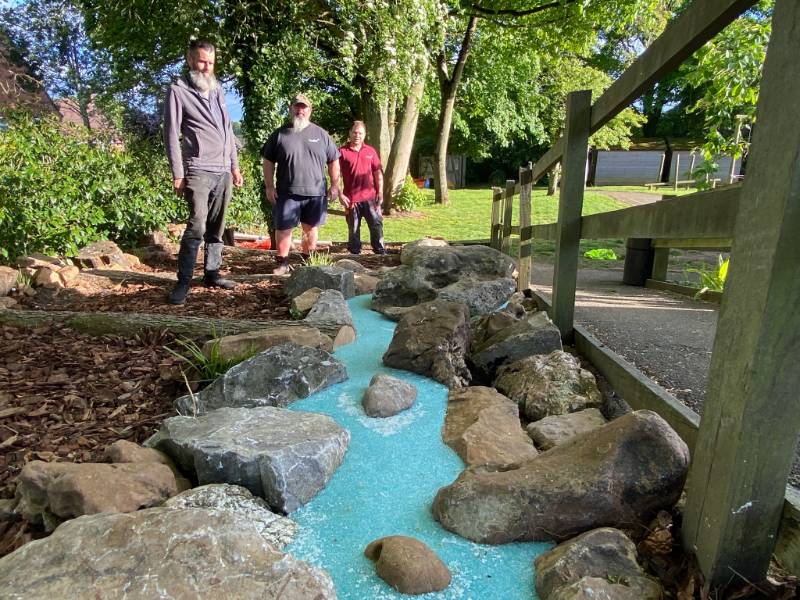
[274,194,327,229]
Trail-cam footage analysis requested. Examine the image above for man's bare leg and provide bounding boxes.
[274,228,294,275]
[301,223,318,255]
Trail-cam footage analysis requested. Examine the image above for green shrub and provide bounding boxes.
[226,150,268,230]
[685,254,729,297]
[0,112,177,261]
[392,175,426,212]
[584,248,618,260]
[304,251,333,266]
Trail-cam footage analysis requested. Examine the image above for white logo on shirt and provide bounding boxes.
[308,138,320,143]
[366,154,374,159]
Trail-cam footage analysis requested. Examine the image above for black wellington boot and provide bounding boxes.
[168,238,201,304]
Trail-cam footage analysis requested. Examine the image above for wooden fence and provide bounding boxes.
[488,0,800,587]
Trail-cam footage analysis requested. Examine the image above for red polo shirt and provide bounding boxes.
[339,143,382,203]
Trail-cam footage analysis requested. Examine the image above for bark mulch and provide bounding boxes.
[0,243,400,557]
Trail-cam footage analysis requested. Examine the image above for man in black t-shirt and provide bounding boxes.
[261,94,340,275]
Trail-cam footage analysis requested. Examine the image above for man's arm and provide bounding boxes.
[163,86,185,197]
[262,159,277,204]
[328,159,341,201]
[373,169,384,202]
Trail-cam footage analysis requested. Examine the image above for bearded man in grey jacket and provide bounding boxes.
[163,39,243,304]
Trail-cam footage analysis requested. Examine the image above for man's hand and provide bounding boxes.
[232,168,244,187]
[265,186,277,205]
[340,193,351,210]
[328,185,340,203]
[173,178,186,197]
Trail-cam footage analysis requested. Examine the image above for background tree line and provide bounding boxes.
[0,0,772,257]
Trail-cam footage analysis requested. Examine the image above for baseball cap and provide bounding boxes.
[291,93,312,108]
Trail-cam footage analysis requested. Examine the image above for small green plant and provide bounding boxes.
[584,248,618,260]
[289,306,305,320]
[685,254,729,297]
[165,335,254,386]
[304,251,334,266]
[392,175,426,212]
[15,271,33,288]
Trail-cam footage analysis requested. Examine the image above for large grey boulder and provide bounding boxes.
[535,528,662,600]
[432,410,689,544]
[15,461,177,530]
[0,507,336,599]
[148,407,350,513]
[372,242,516,317]
[362,374,417,418]
[469,310,562,383]
[527,409,607,451]
[164,483,298,549]
[174,341,347,416]
[443,387,538,468]
[383,300,471,389]
[285,265,355,299]
[494,350,602,421]
[304,289,356,347]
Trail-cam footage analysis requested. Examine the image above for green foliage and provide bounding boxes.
[165,336,254,387]
[393,176,426,212]
[304,251,334,266]
[584,248,618,260]
[0,112,177,261]
[683,1,772,160]
[225,150,267,229]
[685,254,729,297]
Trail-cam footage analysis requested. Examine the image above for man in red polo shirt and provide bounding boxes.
[338,121,385,254]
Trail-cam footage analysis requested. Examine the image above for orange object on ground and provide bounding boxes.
[238,238,272,250]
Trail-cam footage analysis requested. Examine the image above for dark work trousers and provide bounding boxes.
[178,170,232,281]
[346,198,385,254]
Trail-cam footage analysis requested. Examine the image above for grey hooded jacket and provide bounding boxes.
[163,75,239,180]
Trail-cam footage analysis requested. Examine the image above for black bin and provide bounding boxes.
[622,238,654,286]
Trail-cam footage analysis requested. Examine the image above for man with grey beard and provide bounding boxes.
[261,94,340,275]
[163,39,243,304]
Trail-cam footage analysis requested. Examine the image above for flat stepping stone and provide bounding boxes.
[147,406,350,513]
[174,341,347,416]
[0,507,336,599]
[285,265,355,299]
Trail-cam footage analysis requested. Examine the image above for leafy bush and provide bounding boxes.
[0,112,177,261]
[392,175,426,212]
[584,248,618,260]
[226,150,268,230]
[684,254,729,297]
[0,112,267,263]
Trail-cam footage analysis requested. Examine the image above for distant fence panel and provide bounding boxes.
[501,180,514,255]
[517,165,533,290]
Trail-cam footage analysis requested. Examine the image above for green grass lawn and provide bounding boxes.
[318,186,627,244]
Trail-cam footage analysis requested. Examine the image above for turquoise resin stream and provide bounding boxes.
[287,295,552,599]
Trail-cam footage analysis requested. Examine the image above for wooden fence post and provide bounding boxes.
[682,0,800,586]
[550,90,591,339]
[490,187,502,249]
[501,180,515,255]
[518,164,533,290]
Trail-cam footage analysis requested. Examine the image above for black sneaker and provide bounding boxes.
[168,280,191,304]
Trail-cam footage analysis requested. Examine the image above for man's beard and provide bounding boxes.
[189,70,219,93]
[292,115,310,131]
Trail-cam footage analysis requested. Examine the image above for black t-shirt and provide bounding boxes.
[261,123,340,197]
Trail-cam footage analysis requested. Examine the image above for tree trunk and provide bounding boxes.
[433,16,479,206]
[547,162,561,196]
[0,309,353,346]
[382,79,425,214]
[364,94,392,166]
